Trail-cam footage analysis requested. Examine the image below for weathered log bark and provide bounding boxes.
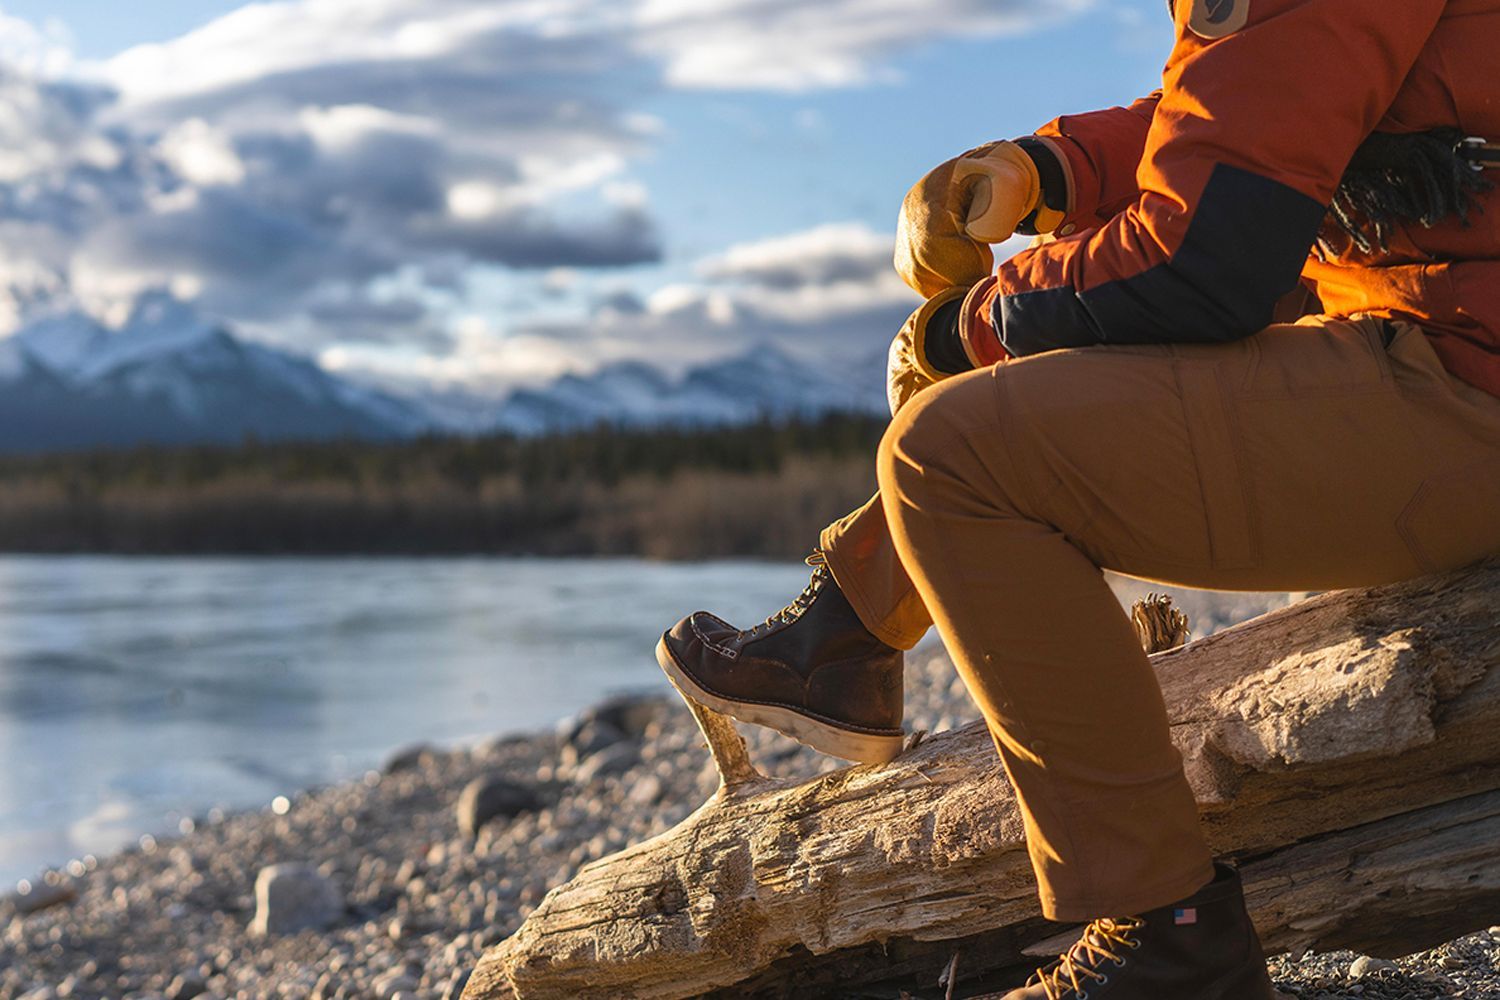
[464,561,1500,999]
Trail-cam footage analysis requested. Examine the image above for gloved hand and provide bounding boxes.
[894,140,1063,298]
[886,286,972,415]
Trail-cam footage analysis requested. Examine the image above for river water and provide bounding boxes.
[0,556,814,887]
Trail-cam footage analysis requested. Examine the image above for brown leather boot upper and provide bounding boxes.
[660,561,904,739]
[1004,864,1276,1000]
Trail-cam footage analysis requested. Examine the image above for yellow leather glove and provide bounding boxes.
[886,286,972,416]
[894,141,1064,299]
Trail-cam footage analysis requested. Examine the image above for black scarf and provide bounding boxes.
[1323,128,1493,255]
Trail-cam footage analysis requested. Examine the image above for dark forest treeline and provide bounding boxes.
[0,414,887,559]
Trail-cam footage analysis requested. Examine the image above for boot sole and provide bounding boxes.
[966,990,1288,1000]
[655,634,905,765]
[965,974,1286,1000]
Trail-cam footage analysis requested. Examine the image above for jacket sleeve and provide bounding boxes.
[1024,93,1162,233]
[983,0,1446,359]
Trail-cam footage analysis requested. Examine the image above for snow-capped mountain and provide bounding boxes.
[488,344,885,435]
[0,293,427,452]
[0,294,887,452]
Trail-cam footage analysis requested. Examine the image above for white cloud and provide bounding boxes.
[105,2,566,108]
[322,318,581,389]
[446,181,508,220]
[0,11,73,79]
[0,71,117,182]
[482,221,920,384]
[633,0,1095,91]
[333,219,920,393]
[699,222,895,288]
[0,4,664,342]
[295,104,441,150]
[153,119,245,186]
[0,0,1085,391]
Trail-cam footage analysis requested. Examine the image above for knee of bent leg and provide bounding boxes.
[878,370,1032,521]
[877,378,968,507]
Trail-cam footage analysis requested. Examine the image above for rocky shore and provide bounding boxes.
[3,586,1497,1000]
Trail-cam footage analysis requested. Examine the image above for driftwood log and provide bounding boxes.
[464,561,1500,999]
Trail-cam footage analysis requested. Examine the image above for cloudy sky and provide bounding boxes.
[0,0,1168,394]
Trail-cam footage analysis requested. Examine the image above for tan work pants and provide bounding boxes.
[821,316,1500,921]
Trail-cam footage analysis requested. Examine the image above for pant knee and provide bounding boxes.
[878,372,1035,528]
[876,389,944,506]
[878,377,1002,513]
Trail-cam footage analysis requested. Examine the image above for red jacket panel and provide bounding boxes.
[972,0,1500,399]
[1033,93,1160,234]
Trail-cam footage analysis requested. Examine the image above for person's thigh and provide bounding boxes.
[989,316,1500,592]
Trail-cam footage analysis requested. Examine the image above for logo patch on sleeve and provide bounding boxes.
[1189,0,1249,38]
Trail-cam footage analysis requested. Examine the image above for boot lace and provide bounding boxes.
[747,551,830,636]
[1029,917,1144,1000]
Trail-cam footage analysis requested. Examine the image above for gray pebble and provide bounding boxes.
[559,717,624,759]
[574,743,638,783]
[5,880,76,916]
[580,694,665,740]
[1348,954,1398,977]
[628,774,664,806]
[167,974,206,1000]
[372,971,418,999]
[457,776,541,840]
[250,863,344,937]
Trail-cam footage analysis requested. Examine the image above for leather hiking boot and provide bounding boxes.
[1002,864,1276,1000]
[655,554,905,764]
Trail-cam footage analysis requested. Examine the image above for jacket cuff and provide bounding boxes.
[1025,131,1098,237]
[958,277,1009,368]
[1015,135,1076,236]
[910,285,974,382]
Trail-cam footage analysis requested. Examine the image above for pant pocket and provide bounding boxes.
[1397,462,1500,574]
[1239,318,1394,399]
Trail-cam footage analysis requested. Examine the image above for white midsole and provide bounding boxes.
[655,635,904,765]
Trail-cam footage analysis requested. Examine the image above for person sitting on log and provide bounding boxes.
[654,0,1500,996]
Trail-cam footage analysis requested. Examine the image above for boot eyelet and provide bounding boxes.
[1113,957,1126,967]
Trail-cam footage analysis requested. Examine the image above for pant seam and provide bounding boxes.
[1172,361,1219,568]
[1214,359,1264,569]
[992,366,1049,519]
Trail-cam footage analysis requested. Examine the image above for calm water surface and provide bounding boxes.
[0,556,812,886]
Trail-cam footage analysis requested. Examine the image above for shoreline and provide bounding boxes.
[4,648,1497,999]
[0,555,820,897]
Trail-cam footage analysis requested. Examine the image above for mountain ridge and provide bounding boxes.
[1,296,885,452]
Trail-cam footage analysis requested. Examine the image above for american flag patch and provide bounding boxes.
[1174,907,1198,925]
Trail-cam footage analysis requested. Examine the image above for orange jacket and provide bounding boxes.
[968,0,1500,398]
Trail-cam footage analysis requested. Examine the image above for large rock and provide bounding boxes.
[457,776,541,840]
[4,879,76,917]
[250,863,343,937]
[578,693,667,741]
[573,743,639,784]
[383,743,436,774]
[556,719,624,767]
